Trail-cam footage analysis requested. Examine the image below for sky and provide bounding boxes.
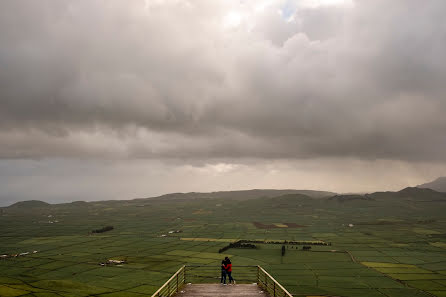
[1,0,445,206]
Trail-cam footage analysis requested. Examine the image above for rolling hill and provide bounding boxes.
[418,176,446,192]
[146,189,336,201]
[8,200,50,208]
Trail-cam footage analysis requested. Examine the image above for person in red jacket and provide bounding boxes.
[224,257,235,285]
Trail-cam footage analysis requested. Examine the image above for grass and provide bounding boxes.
[1,190,446,296]
[0,285,29,297]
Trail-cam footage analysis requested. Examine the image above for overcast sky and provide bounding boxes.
[1,0,445,206]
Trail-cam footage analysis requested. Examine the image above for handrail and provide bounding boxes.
[151,265,292,297]
[151,265,185,297]
[185,265,258,283]
[257,266,293,297]
[185,265,257,267]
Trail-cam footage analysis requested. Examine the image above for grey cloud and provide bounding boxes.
[0,0,445,162]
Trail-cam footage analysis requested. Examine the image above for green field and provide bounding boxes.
[1,187,446,296]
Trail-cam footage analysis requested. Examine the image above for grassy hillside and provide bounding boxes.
[1,188,445,296]
[140,189,336,201]
[7,200,50,208]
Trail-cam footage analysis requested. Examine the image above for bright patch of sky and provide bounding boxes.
[222,0,352,30]
[222,11,243,29]
[299,0,353,8]
[280,1,297,20]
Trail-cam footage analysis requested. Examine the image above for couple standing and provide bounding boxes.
[220,257,234,285]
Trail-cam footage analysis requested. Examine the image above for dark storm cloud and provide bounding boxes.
[0,0,445,162]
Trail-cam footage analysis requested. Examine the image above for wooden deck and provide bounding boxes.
[176,283,270,297]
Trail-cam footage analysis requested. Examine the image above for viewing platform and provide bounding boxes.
[178,283,268,297]
[151,265,292,297]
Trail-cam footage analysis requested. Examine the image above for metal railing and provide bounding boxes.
[257,266,293,297]
[151,265,293,297]
[185,265,258,284]
[151,265,185,297]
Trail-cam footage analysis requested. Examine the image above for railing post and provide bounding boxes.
[257,266,259,284]
[274,281,276,297]
[151,266,186,297]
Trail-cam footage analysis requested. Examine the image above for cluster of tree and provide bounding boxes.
[219,241,257,253]
[218,239,330,253]
[92,226,114,233]
[238,239,330,246]
[286,245,312,250]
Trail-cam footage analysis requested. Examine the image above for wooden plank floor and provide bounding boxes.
[176,283,270,297]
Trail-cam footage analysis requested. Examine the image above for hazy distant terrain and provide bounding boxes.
[418,177,446,193]
[140,189,336,201]
[1,187,446,297]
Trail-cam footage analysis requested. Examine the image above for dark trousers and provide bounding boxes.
[227,271,234,283]
[221,270,227,283]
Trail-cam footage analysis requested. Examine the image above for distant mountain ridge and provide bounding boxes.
[3,189,336,207]
[148,189,336,201]
[8,200,50,208]
[6,187,446,208]
[324,187,446,203]
[418,177,446,193]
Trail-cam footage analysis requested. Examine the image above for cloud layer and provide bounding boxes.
[1,0,445,162]
[0,1,445,204]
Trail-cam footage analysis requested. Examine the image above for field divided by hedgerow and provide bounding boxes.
[1,190,446,296]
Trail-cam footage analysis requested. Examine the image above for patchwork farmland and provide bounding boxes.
[1,188,446,296]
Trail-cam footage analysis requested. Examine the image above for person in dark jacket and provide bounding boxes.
[220,259,227,284]
[224,257,235,285]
